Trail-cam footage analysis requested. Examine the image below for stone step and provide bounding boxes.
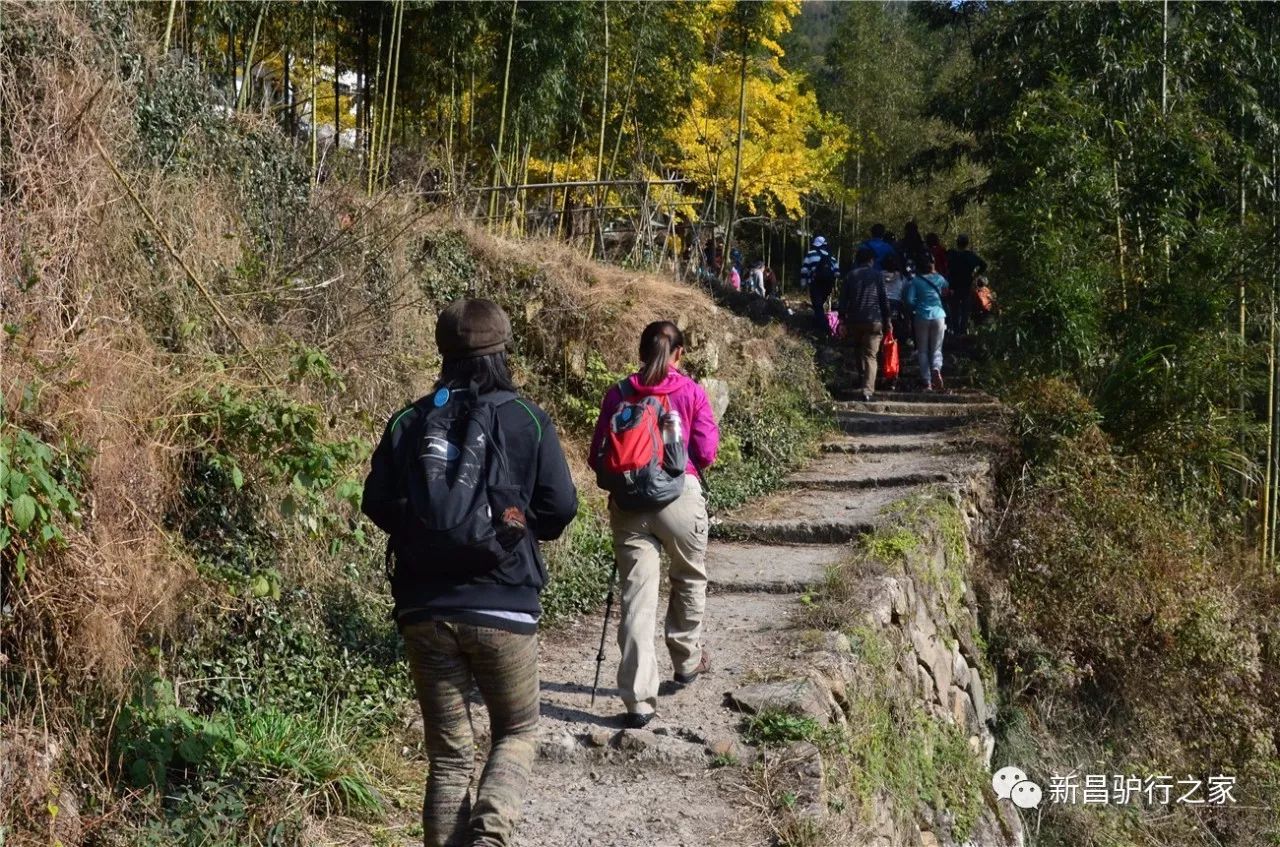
[712,516,875,545]
[824,437,962,458]
[785,452,972,491]
[837,411,974,436]
[821,439,935,455]
[536,725,714,766]
[712,485,907,544]
[830,389,993,404]
[706,542,845,593]
[836,399,1001,417]
[787,469,954,491]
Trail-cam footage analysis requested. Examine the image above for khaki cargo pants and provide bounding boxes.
[609,476,709,716]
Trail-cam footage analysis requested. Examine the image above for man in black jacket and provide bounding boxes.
[362,298,578,847]
[944,234,988,336]
[839,246,892,401]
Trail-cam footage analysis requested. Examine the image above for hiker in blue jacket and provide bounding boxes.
[860,223,897,271]
[903,253,950,391]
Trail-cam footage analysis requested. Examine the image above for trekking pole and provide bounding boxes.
[590,560,619,708]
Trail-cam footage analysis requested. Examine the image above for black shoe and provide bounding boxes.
[624,712,655,730]
[674,649,713,686]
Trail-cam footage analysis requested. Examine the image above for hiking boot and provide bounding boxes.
[931,369,944,391]
[624,711,655,730]
[674,649,712,686]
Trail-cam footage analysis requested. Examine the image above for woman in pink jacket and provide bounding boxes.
[589,320,719,728]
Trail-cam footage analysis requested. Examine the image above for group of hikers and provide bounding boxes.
[698,236,778,297]
[362,300,717,846]
[357,223,990,846]
[801,222,991,398]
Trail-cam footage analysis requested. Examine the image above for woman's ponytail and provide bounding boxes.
[638,320,684,386]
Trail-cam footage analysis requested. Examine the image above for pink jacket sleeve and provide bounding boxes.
[688,386,719,471]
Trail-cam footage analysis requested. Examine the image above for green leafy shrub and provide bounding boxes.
[706,351,828,512]
[174,588,407,719]
[135,57,310,250]
[558,352,628,436]
[540,507,615,625]
[0,421,84,584]
[414,229,478,305]
[742,709,824,746]
[115,677,380,814]
[172,386,364,576]
[131,779,302,847]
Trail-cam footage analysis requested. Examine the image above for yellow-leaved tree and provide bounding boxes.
[669,0,845,220]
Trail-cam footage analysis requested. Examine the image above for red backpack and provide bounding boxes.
[595,380,687,511]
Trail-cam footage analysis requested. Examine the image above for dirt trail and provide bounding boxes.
[505,376,997,847]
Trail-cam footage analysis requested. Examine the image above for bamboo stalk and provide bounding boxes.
[310,9,317,186]
[380,0,405,189]
[446,47,457,196]
[162,0,179,54]
[1264,140,1274,570]
[366,6,386,196]
[606,41,643,185]
[518,141,532,238]
[332,12,342,142]
[724,13,750,283]
[237,3,265,112]
[1240,115,1250,508]
[591,0,609,258]
[490,0,519,230]
[558,96,585,239]
[1113,156,1127,310]
[1263,285,1276,566]
[227,22,236,102]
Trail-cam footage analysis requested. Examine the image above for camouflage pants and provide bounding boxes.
[402,621,539,847]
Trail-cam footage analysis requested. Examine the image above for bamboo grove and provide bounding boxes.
[922,3,1280,564]
[146,1,1280,563]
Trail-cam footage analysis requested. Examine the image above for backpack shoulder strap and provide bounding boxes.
[387,402,424,452]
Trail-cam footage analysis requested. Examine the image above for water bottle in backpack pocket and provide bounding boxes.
[595,380,687,511]
[390,387,526,585]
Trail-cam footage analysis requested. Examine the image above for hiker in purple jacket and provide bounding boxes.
[588,321,719,728]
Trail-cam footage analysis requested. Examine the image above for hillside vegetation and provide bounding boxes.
[0,7,824,844]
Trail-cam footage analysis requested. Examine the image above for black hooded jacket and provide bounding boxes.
[361,391,578,626]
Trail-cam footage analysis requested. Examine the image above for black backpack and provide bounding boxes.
[389,385,527,581]
[814,252,837,288]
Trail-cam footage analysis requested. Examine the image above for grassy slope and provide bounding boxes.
[0,6,827,844]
